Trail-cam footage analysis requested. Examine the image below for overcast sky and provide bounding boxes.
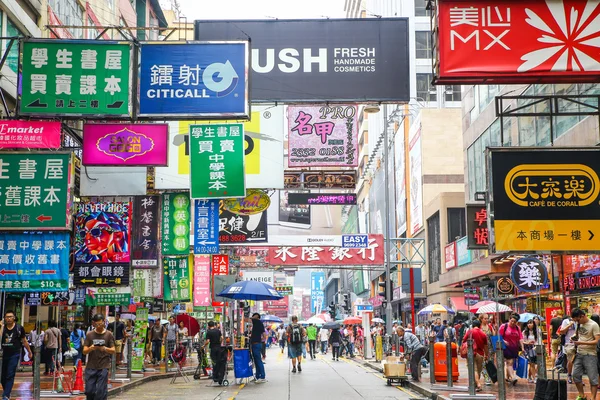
[177,0,347,20]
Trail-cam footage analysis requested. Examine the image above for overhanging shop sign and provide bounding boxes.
[0,121,61,149]
[563,267,600,293]
[436,0,600,84]
[195,19,410,102]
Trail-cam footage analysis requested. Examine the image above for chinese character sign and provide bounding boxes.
[193,255,211,307]
[211,255,229,306]
[311,271,325,313]
[510,257,548,293]
[466,204,489,250]
[85,288,131,306]
[73,263,129,287]
[445,242,457,270]
[287,192,357,205]
[0,232,69,291]
[131,196,160,267]
[189,123,246,199]
[20,40,131,116]
[0,121,61,149]
[74,201,131,263]
[161,193,190,255]
[0,153,72,229]
[194,199,219,254]
[219,207,267,244]
[163,256,191,302]
[287,105,358,167]
[132,269,162,299]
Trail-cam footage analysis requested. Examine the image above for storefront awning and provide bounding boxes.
[450,296,471,312]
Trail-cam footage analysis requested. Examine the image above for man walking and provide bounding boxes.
[149,319,165,365]
[107,314,125,366]
[277,324,286,354]
[571,308,600,400]
[397,326,427,382]
[166,316,179,364]
[83,313,115,400]
[287,316,306,373]
[1,311,32,400]
[306,323,317,360]
[43,321,61,375]
[319,327,329,354]
[204,321,222,367]
[248,313,267,383]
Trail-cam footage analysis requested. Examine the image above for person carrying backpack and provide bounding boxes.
[287,316,306,373]
[1,310,32,400]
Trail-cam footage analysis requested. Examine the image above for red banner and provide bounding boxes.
[267,234,383,266]
[437,0,600,83]
[0,121,61,149]
[211,255,229,307]
[264,297,289,318]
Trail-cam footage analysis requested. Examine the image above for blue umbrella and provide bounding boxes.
[261,314,283,323]
[217,280,284,301]
[518,312,544,323]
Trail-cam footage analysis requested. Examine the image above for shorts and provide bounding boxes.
[114,340,123,353]
[474,354,484,377]
[551,338,561,356]
[288,343,303,359]
[565,344,577,361]
[573,354,599,386]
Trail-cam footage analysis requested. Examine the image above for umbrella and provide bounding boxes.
[261,314,283,323]
[344,316,362,325]
[306,316,324,326]
[119,313,136,320]
[298,320,309,326]
[470,301,508,313]
[518,313,545,323]
[323,321,341,330]
[418,304,456,315]
[148,316,169,325]
[475,303,512,314]
[372,317,385,323]
[175,314,200,337]
[217,280,283,301]
[312,313,332,322]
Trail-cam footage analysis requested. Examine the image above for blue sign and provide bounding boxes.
[356,304,373,312]
[510,257,549,293]
[342,234,369,248]
[0,233,69,292]
[139,42,249,117]
[456,237,472,266]
[194,199,220,254]
[311,271,326,313]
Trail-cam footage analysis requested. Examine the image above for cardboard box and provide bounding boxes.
[386,356,402,364]
[383,362,406,377]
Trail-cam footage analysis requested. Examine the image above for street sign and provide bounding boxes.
[161,193,190,255]
[491,148,600,251]
[510,257,549,293]
[163,256,191,302]
[0,152,72,230]
[86,288,131,306]
[193,199,219,254]
[20,40,131,117]
[342,234,369,248]
[73,263,129,287]
[189,123,246,199]
[356,304,374,312]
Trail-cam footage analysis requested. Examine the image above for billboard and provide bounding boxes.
[0,121,61,149]
[287,105,358,167]
[131,196,160,267]
[161,193,190,256]
[435,0,600,84]
[394,126,407,236]
[284,170,356,189]
[466,204,489,249]
[138,42,249,118]
[193,255,211,307]
[490,148,600,251]
[82,124,168,166]
[195,19,410,102]
[241,270,274,286]
[409,120,423,236]
[194,199,219,254]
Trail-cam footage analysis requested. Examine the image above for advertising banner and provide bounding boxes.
[85,287,131,306]
[155,107,284,190]
[563,254,600,275]
[163,256,191,302]
[284,170,357,189]
[73,263,129,286]
[275,285,293,296]
[0,152,72,230]
[74,201,131,263]
[194,199,219,254]
[211,255,229,306]
[195,19,410,102]
[287,193,357,205]
[491,148,600,251]
[82,124,168,166]
[138,42,249,118]
[161,193,190,255]
[287,105,358,167]
[219,208,267,244]
[131,307,149,372]
[456,236,472,266]
[240,270,274,286]
[436,0,600,84]
[131,196,160,267]
[466,204,489,249]
[409,121,423,236]
[19,40,131,116]
[0,233,69,291]
[235,247,270,268]
[394,127,407,236]
[445,242,457,270]
[0,120,61,149]
[132,269,162,300]
[190,123,245,198]
[25,290,85,306]
[263,297,289,318]
[311,271,325,313]
[193,255,211,307]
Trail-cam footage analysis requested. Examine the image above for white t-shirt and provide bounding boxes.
[319,328,329,341]
[560,318,577,343]
[277,328,285,341]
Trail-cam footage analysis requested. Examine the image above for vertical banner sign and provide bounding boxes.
[409,121,423,236]
[466,204,489,250]
[161,193,190,255]
[287,105,358,167]
[211,255,229,306]
[163,257,191,302]
[310,271,325,313]
[19,40,131,116]
[131,196,160,267]
[74,201,131,263]
[132,269,162,300]
[189,123,246,199]
[193,199,219,254]
[0,153,72,229]
[131,307,149,372]
[193,255,211,306]
[0,233,69,292]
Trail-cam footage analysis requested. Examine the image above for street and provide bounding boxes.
[113,347,418,400]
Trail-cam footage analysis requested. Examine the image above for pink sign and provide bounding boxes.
[82,123,168,166]
[193,255,211,307]
[287,105,358,167]
[445,242,457,270]
[0,120,61,149]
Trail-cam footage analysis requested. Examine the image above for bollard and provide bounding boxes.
[496,340,506,400]
[446,335,453,387]
[429,336,436,385]
[127,336,132,379]
[111,352,116,380]
[33,345,41,400]
[536,344,547,380]
[467,336,476,396]
[394,334,400,356]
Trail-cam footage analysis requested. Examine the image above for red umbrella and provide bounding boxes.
[175,314,200,337]
[343,316,362,325]
[469,301,500,314]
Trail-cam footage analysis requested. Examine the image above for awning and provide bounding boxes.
[450,296,471,312]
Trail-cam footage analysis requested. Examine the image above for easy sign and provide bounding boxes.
[342,234,369,248]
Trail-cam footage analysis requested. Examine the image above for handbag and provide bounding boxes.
[484,360,498,383]
[459,329,477,359]
[515,355,528,379]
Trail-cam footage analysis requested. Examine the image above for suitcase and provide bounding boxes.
[544,371,567,400]
[533,378,547,400]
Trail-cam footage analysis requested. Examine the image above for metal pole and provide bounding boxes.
[467,335,476,396]
[429,336,436,385]
[495,284,506,400]
[446,334,453,387]
[410,268,416,329]
[383,106,393,336]
[126,336,132,379]
[537,343,547,380]
[33,344,41,400]
[110,353,116,381]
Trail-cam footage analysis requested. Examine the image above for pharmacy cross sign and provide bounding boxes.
[510,257,548,293]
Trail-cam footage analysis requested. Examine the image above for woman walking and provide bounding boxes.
[523,319,540,382]
[499,314,525,386]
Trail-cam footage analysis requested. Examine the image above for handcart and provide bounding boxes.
[210,345,232,386]
[192,343,211,380]
[383,356,408,387]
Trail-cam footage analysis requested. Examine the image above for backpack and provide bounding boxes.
[290,324,302,344]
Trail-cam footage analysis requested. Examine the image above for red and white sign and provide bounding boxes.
[264,296,289,318]
[437,0,600,83]
[211,255,229,307]
[0,120,61,149]
[193,255,211,307]
[445,242,457,270]
[267,234,383,266]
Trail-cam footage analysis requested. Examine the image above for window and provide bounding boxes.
[447,208,466,242]
[415,31,431,59]
[48,0,84,38]
[417,73,436,102]
[149,11,159,40]
[5,19,23,73]
[414,0,430,16]
[427,212,441,284]
[445,85,462,102]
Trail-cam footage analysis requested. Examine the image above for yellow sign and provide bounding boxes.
[222,189,271,215]
[494,220,600,251]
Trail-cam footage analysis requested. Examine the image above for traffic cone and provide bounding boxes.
[72,360,84,394]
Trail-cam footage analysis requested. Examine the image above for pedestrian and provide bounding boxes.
[178,321,189,350]
[346,325,355,357]
[248,313,267,383]
[550,310,564,367]
[558,312,577,382]
[30,325,44,376]
[306,323,317,359]
[287,316,306,373]
[107,314,125,366]
[43,320,61,376]
[0,311,32,400]
[522,319,539,383]
[203,321,222,366]
[329,327,341,361]
[443,320,456,343]
[396,326,427,382]
[83,313,116,400]
[478,314,495,385]
[498,313,524,386]
[148,319,166,365]
[277,324,286,353]
[415,322,427,346]
[319,327,329,354]
[70,323,85,368]
[166,316,179,364]
[464,319,488,392]
[60,324,70,367]
[571,308,600,400]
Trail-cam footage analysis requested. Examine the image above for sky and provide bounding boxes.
[177,0,347,20]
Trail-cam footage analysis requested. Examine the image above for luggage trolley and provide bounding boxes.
[211,345,232,386]
[192,342,211,380]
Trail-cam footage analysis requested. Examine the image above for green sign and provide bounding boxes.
[275,285,293,296]
[189,124,246,199]
[163,257,191,302]
[20,40,131,116]
[0,153,72,229]
[85,292,131,306]
[132,308,149,372]
[161,193,190,255]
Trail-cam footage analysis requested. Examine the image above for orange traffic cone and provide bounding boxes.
[72,360,84,394]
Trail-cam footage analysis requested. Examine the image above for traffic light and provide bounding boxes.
[378,280,387,299]
[329,302,336,320]
[342,294,350,312]
[240,301,250,317]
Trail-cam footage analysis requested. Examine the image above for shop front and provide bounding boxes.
[562,254,600,316]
